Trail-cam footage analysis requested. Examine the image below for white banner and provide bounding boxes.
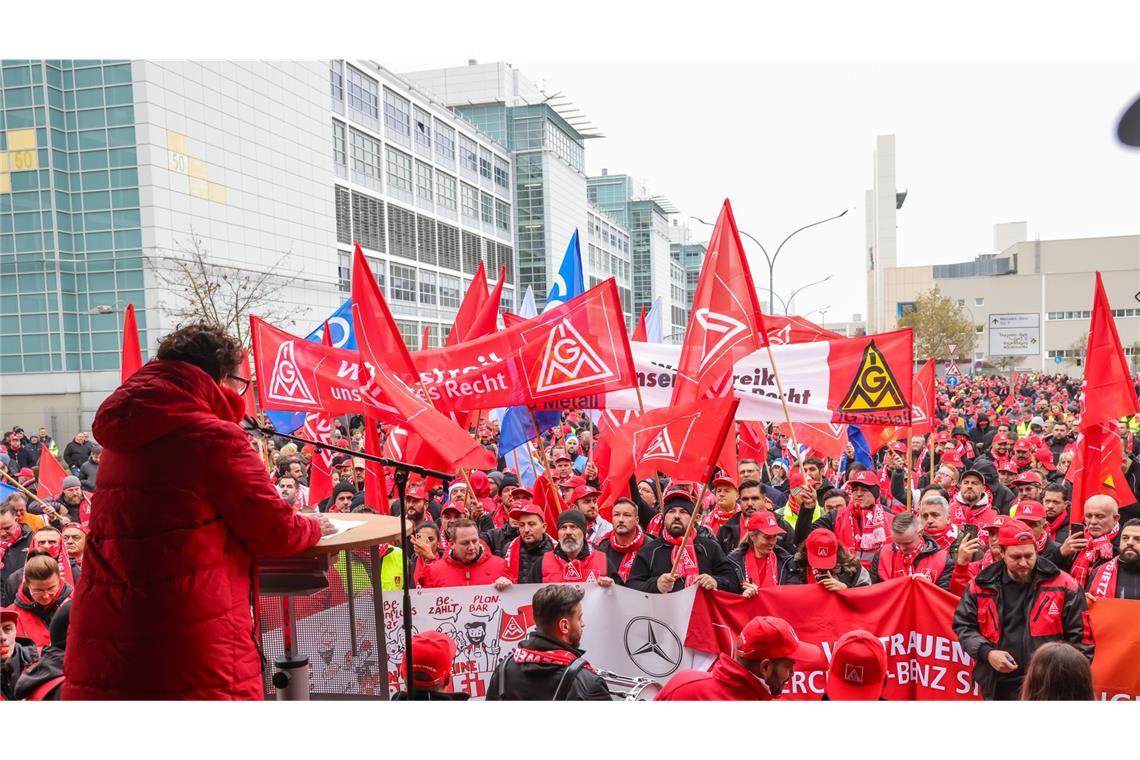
[263,584,696,699]
[605,341,834,422]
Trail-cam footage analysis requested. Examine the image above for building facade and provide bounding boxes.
[0,59,516,432]
[402,62,589,309]
[586,202,633,325]
[669,218,706,314]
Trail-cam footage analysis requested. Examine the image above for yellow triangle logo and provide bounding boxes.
[839,340,908,413]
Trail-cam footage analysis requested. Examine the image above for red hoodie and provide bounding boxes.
[417,547,508,588]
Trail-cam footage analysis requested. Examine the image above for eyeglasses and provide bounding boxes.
[226,374,251,397]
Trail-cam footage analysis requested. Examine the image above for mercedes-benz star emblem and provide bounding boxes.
[624,616,683,678]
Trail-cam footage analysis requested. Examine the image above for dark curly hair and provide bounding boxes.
[155,321,243,382]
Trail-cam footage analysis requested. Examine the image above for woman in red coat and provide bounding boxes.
[63,322,330,700]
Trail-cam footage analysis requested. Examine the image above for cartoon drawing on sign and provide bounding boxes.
[838,340,907,413]
[436,622,467,653]
[460,619,503,672]
[346,639,381,696]
[266,339,318,406]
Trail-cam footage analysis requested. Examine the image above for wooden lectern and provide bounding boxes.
[259,513,408,700]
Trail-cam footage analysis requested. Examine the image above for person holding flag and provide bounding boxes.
[626,491,740,595]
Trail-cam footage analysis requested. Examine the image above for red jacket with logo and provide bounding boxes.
[952,555,1093,699]
[655,654,775,701]
[869,536,953,590]
[63,360,322,701]
[417,547,508,588]
[534,544,608,584]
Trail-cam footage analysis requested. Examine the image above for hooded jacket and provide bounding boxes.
[655,654,775,701]
[416,546,508,588]
[63,360,323,701]
[1,639,39,701]
[11,581,72,648]
[485,631,611,701]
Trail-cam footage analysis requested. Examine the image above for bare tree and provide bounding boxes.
[147,230,300,347]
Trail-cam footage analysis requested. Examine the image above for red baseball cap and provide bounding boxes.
[941,451,964,468]
[934,431,951,443]
[0,606,18,626]
[738,616,821,663]
[711,476,738,491]
[825,629,888,701]
[508,501,545,521]
[1011,471,1043,487]
[1033,448,1057,471]
[805,529,838,570]
[569,485,601,504]
[406,484,428,500]
[1014,500,1045,522]
[994,432,1013,444]
[554,453,573,464]
[441,502,465,516]
[888,441,908,455]
[997,519,1036,547]
[744,510,785,536]
[997,461,1019,474]
[1013,438,1033,452]
[561,475,586,491]
[848,470,879,490]
[401,631,457,688]
[510,486,534,501]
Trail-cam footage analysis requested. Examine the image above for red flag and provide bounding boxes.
[1003,371,1019,412]
[531,473,563,539]
[466,265,506,341]
[239,349,258,420]
[36,444,68,501]
[631,306,648,342]
[788,422,849,461]
[446,261,489,347]
[303,325,336,507]
[351,242,418,379]
[1080,272,1140,431]
[738,422,769,464]
[120,303,142,383]
[1068,422,1134,522]
[363,415,387,511]
[602,398,739,502]
[910,359,937,435]
[420,325,431,351]
[763,315,843,345]
[671,199,767,405]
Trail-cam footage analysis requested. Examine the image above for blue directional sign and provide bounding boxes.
[946,375,960,388]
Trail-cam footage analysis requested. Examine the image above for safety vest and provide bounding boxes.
[333,545,404,591]
[781,504,823,530]
[1016,421,1033,438]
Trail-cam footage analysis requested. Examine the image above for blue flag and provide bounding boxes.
[264,299,358,434]
[843,425,875,471]
[499,408,561,455]
[542,229,585,312]
[0,482,18,502]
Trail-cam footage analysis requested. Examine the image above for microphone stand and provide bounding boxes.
[251,420,453,701]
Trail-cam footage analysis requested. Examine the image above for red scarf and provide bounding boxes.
[703,506,738,536]
[663,528,699,587]
[1071,524,1119,587]
[0,527,24,567]
[1033,529,1048,554]
[1046,510,1068,541]
[607,527,645,582]
[43,542,76,589]
[834,505,888,558]
[512,645,594,672]
[925,524,958,551]
[895,541,924,576]
[1088,558,1120,599]
[743,548,780,588]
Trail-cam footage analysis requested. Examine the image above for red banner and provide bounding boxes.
[1090,598,1140,700]
[120,303,142,384]
[684,578,982,700]
[764,315,843,345]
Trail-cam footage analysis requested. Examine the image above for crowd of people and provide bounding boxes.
[2,323,1139,700]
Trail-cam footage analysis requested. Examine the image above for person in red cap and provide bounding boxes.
[526,510,611,585]
[655,615,821,700]
[882,440,915,509]
[869,512,953,590]
[497,501,553,584]
[996,461,1019,491]
[808,470,889,567]
[953,518,1093,700]
[596,498,647,585]
[1010,471,1045,509]
[553,452,574,481]
[823,629,888,700]
[1031,447,1060,483]
[728,510,791,596]
[417,518,511,589]
[783,528,871,589]
[987,432,1015,470]
[568,485,611,545]
[702,476,741,537]
[1,604,39,700]
[1013,500,1063,566]
[1010,438,1034,472]
[393,631,469,701]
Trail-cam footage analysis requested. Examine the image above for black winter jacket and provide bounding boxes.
[1,640,39,700]
[626,535,742,594]
[12,645,65,700]
[485,631,611,701]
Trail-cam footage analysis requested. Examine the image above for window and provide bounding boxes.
[390,264,416,302]
[394,320,419,350]
[330,60,344,101]
[434,121,456,163]
[436,171,457,211]
[417,216,437,266]
[974,297,984,306]
[419,269,437,305]
[462,231,482,274]
[439,274,461,308]
[338,251,350,292]
[346,66,378,119]
[480,192,494,224]
[495,199,510,232]
[957,299,966,307]
[498,244,513,284]
[383,88,412,140]
[335,185,351,244]
[460,183,480,221]
[415,161,433,203]
[349,128,381,179]
[351,191,385,251]
[388,205,416,261]
[478,147,493,181]
[332,121,346,168]
[385,147,412,193]
[459,134,478,174]
[413,107,432,151]
[493,156,510,190]
[438,223,461,271]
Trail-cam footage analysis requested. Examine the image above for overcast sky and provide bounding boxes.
[386,58,1140,323]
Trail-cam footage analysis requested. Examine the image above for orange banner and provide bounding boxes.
[1090,598,1140,701]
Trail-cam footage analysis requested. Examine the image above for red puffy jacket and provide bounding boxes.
[417,547,508,588]
[655,654,775,701]
[63,360,322,700]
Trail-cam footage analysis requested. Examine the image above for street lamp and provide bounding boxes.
[691,208,848,317]
[765,275,833,315]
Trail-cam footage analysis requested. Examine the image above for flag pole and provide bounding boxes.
[0,469,56,511]
[762,341,803,464]
[929,432,936,487]
[529,405,566,513]
[632,381,666,516]
[905,426,914,511]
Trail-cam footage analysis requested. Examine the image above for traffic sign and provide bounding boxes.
[946,375,960,388]
[947,342,958,355]
[945,362,962,377]
[1054,355,1063,365]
